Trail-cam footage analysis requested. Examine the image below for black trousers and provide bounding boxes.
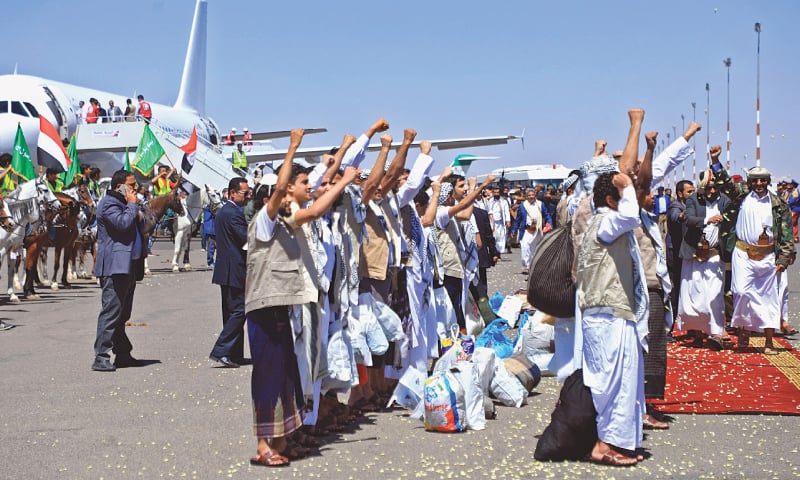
[210,285,246,361]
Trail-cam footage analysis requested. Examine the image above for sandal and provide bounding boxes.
[588,450,638,467]
[707,336,724,351]
[763,346,779,356]
[250,449,290,468]
[780,322,798,336]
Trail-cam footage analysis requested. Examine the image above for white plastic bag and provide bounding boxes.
[465,293,485,336]
[497,295,523,327]
[450,363,486,431]
[513,310,555,374]
[471,347,498,394]
[433,286,458,340]
[490,362,528,408]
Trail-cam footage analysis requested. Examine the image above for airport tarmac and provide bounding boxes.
[2,237,799,479]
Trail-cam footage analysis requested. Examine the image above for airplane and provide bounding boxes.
[0,0,521,192]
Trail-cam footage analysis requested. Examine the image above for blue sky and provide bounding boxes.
[2,0,798,182]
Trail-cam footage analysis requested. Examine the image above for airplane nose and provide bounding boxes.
[0,116,39,163]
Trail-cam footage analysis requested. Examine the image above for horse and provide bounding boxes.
[171,194,193,272]
[0,178,62,302]
[142,189,185,275]
[65,183,98,281]
[23,191,81,296]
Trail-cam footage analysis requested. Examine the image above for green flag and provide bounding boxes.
[124,147,132,172]
[133,123,165,175]
[58,136,80,188]
[11,124,36,183]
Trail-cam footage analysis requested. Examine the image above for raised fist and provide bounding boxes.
[380,134,393,148]
[420,141,432,155]
[403,129,417,143]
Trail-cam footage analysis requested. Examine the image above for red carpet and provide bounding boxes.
[651,334,800,415]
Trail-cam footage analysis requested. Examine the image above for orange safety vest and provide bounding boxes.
[86,104,98,123]
[243,132,253,145]
[139,100,152,119]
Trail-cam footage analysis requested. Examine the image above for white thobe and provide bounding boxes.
[677,200,726,335]
[488,197,510,253]
[580,185,644,451]
[731,192,780,331]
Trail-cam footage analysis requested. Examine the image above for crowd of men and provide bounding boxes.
[9,109,793,468]
[77,95,152,124]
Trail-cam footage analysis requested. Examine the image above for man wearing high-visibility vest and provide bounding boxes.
[151,165,178,196]
[0,153,16,195]
[232,143,247,173]
[137,94,152,123]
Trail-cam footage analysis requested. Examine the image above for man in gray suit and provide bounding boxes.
[92,169,146,372]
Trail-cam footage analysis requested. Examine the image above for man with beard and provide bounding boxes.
[510,187,552,275]
[718,158,796,355]
[488,186,511,253]
[676,151,731,350]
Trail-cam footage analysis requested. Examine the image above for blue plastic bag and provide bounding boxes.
[513,311,530,347]
[488,292,505,315]
[475,319,514,359]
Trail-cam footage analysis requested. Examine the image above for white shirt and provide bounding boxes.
[341,134,371,169]
[395,153,434,208]
[597,185,641,243]
[736,191,773,245]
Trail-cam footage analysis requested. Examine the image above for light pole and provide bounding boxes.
[681,114,686,180]
[724,58,732,170]
[705,83,710,162]
[691,102,697,182]
[755,22,762,167]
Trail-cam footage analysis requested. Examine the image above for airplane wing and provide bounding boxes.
[248,128,326,141]
[244,134,522,164]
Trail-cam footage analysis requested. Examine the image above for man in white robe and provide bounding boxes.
[577,109,647,466]
[676,165,730,348]
[488,187,511,253]
[717,159,796,355]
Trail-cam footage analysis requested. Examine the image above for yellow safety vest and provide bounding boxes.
[233,150,247,168]
[1,173,15,195]
[154,178,172,196]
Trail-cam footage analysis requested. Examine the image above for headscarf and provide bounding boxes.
[438,182,454,205]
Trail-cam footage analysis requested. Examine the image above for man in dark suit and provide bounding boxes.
[471,205,501,321]
[92,169,146,371]
[209,177,251,368]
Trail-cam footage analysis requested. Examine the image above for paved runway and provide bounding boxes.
[2,237,799,479]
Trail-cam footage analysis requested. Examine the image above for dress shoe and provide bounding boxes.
[114,355,144,368]
[92,357,117,372]
[209,355,239,368]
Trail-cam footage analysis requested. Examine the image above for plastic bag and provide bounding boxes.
[496,295,523,327]
[424,371,466,432]
[465,293,485,336]
[475,319,514,359]
[433,286,458,340]
[471,347,497,394]
[450,363,486,431]
[513,310,555,373]
[490,361,528,408]
[488,291,505,314]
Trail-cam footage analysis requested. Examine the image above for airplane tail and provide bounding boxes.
[174,0,207,115]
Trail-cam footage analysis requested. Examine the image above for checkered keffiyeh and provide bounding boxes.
[438,183,453,206]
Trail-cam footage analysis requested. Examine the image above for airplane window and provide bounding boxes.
[0,101,7,114]
[24,102,40,118]
[11,101,28,117]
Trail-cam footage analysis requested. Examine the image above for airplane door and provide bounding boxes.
[41,86,71,142]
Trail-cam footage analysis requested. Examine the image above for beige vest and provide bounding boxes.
[359,207,390,281]
[436,208,464,279]
[244,212,317,313]
[577,212,636,321]
[634,225,660,289]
